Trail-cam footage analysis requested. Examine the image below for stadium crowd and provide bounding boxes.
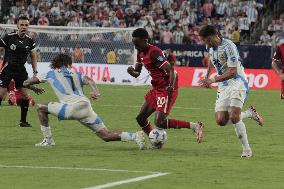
[1,0,273,45]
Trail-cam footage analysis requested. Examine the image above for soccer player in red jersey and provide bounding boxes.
[272,39,284,99]
[7,80,35,106]
[127,28,204,144]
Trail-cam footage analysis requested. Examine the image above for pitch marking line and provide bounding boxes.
[100,104,213,111]
[0,165,169,189]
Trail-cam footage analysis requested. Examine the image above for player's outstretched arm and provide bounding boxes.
[82,76,100,100]
[127,63,142,78]
[23,76,41,87]
[23,76,45,95]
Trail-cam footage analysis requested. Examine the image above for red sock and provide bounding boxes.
[141,122,153,135]
[168,119,190,129]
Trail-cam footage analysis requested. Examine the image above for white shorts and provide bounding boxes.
[215,86,248,112]
[48,101,106,132]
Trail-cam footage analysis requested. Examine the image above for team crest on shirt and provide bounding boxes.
[157,56,164,62]
[10,44,16,50]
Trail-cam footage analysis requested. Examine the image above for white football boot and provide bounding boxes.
[35,138,55,147]
[241,148,252,158]
[193,122,204,143]
[135,131,146,150]
[248,106,264,126]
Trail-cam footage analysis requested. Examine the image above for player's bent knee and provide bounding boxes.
[154,118,167,129]
[230,116,240,124]
[216,119,227,126]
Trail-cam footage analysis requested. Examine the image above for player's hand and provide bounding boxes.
[198,78,212,88]
[127,66,135,74]
[90,91,100,100]
[32,87,45,95]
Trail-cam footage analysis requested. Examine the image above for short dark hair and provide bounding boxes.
[50,53,72,69]
[17,15,29,23]
[132,28,149,39]
[199,25,218,38]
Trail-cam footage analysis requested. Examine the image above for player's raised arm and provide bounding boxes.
[127,62,142,78]
[82,76,100,100]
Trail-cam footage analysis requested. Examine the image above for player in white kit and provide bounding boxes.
[198,25,264,158]
[23,54,145,149]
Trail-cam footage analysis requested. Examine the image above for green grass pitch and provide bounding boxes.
[0,84,283,189]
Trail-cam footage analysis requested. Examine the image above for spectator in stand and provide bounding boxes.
[216,0,226,19]
[160,26,173,44]
[37,13,49,26]
[203,0,213,18]
[72,45,84,63]
[231,26,240,46]
[238,13,250,37]
[260,30,271,44]
[246,2,258,27]
[173,26,184,44]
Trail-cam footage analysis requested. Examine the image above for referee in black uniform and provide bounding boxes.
[0,15,38,127]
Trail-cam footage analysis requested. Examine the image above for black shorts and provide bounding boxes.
[0,65,28,89]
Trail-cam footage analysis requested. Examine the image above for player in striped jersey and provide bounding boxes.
[198,25,264,158]
[23,54,146,149]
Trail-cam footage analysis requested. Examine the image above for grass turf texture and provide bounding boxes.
[0,84,283,189]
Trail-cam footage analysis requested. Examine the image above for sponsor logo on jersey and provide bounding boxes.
[10,44,16,50]
[157,56,164,62]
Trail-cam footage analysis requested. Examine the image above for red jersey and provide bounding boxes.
[273,43,284,72]
[137,44,178,89]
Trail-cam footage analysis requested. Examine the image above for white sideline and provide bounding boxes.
[0,165,169,189]
[84,172,169,189]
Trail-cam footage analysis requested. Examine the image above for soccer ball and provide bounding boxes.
[149,129,167,149]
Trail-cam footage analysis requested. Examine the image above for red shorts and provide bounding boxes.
[145,88,178,114]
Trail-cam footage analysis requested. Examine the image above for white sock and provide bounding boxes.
[241,110,252,119]
[40,125,52,139]
[234,120,250,150]
[120,132,135,142]
[190,122,197,130]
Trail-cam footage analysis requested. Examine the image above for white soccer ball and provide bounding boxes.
[149,129,167,149]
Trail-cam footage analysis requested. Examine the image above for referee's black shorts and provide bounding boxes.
[0,65,28,89]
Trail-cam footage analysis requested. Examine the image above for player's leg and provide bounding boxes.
[154,89,204,143]
[136,100,155,135]
[78,102,146,149]
[0,71,11,105]
[240,106,264,126]
[229,89,252,157]
[35,103,55,147]
[230,103,252,158]
[18,87,31,127]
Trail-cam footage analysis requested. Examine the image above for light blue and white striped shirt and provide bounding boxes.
[208,38,248,91]
[37,68,89,104]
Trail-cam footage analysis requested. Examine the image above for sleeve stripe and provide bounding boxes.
[1,39,7,46]
[158,61,168,68]
[136,61,143,65]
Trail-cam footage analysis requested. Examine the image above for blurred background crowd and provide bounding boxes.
[0,0,283,46]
